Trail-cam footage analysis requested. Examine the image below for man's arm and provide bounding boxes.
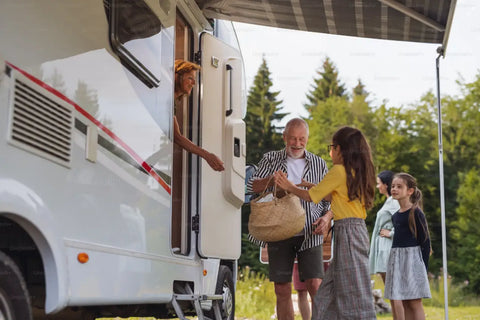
[313,210,333,236]
[251,175,274,193]
[246,151,277,194]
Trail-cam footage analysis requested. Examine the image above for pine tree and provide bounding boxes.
[74,80,100,118]
[44,68,67,96]
[244,57,288,165]
[351,79,375,138]
[353,79,368,97]
[241,58,288,275]
[304,57,347,114]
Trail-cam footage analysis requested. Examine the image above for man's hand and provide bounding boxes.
[251,175,274,193]
[274,171,295,193]
[312,210,333,236]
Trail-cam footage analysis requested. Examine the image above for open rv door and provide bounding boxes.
[197,32,245,259]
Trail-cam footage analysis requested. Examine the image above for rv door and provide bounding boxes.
[197,32,245,259]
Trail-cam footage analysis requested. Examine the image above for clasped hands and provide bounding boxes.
[273,171,313,191]
[273,171,331,237]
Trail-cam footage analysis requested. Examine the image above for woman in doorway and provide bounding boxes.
[174,59,224,172]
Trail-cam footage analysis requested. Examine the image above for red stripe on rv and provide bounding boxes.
[6,62,172,195]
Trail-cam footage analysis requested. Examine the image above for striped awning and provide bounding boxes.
[195,0,456,49]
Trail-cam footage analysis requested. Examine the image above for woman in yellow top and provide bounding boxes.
[275,126,377,320]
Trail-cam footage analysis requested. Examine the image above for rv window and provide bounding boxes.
[105,0,163,88]
[214,20,241,52]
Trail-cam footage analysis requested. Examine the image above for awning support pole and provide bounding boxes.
[435,45,449,320]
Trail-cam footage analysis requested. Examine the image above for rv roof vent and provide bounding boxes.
[8,74,74,168]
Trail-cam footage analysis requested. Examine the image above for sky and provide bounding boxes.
[234,0,480,122]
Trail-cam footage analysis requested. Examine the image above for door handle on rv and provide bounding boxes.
[226,64,233,117]
[234,137,240,157]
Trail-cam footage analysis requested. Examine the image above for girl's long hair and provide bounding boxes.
[332,126,376,209]
[394,173,430,243]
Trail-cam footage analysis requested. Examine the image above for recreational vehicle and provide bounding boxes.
[0,0,245,319]
[0,0,457,319]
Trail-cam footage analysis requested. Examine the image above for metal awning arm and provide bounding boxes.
[377,0,445,31]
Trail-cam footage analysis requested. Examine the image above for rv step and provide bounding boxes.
[171,285,223,320]
[173,294,223,301]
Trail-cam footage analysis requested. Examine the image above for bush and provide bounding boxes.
[425,273,479,307]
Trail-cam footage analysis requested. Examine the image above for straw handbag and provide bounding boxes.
[248,178,306,242]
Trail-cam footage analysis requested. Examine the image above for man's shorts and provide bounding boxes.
[293,262,307,291]
[267,235,324,283]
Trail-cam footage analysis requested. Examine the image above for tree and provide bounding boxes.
[439,75,480,291]
[450,168,480,294]
[305,96,352,164]
[240,58,288,274]
[44,68,67,96]
[305,81,374,167]
[244,57,287,165]
[74,80,100,118]
[304,57,347,114]
[304,65,378,230]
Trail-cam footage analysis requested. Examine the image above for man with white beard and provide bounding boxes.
[247,118,331,320]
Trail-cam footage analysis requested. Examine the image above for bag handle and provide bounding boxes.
[257,174,285,200]
[256,176,275,198]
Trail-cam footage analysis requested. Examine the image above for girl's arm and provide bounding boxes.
[323,194,332,202]
[296,180,332,202]
[274,171,312,201]
[415,208,431,269]
[297,179,315,189]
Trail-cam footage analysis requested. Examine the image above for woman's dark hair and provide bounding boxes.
[378,170,395,196]
[332,126,376,209]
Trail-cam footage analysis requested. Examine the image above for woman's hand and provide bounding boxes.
[204,152,225,171]
[379,228,391,238]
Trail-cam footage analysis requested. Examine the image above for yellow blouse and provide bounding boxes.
[308,164,366,220]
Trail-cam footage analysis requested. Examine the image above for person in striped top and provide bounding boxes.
[275,126,377,319]
[247,118,330,320]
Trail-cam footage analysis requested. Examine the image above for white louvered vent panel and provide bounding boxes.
[9,76,74,167]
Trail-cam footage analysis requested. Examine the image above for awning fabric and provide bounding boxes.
[195,0,456,47]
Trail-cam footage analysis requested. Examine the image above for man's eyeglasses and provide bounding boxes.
[327,144,337,152]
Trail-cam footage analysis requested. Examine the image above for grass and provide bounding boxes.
[372,273,480,320]
[99,269,480,320]
[376,306,480,319]
[236,267,277,319]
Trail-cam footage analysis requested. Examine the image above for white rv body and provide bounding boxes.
[0,0,245,319]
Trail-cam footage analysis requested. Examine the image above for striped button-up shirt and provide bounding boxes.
[247,149,330,251]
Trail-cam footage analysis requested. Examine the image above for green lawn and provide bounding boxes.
[99,271,480,320]
[102,306,480,319]
[377,306,480,319]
